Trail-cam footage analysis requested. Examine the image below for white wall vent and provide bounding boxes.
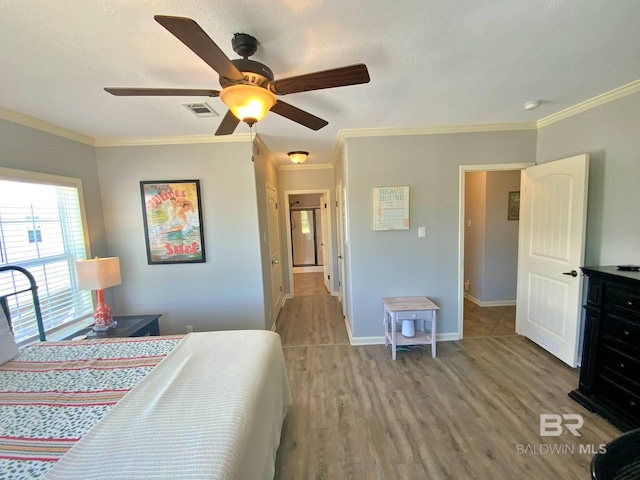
[182,102,218,117]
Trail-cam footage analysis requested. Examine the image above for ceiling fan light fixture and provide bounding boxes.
[219,84,276,125]
[288,151,309,164]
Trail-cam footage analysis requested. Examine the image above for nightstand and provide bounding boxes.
[63,314,161,340]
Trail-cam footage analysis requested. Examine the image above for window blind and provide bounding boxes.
[0,177,93,344]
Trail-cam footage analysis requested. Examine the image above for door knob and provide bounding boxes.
[562,270,578,277]
[272,260,279,265]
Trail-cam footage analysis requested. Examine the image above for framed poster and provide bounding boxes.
[140,180,206,264]
[508,191,520,221]
[373,186,410,230]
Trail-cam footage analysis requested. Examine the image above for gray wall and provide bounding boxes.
[464,171,486,300]
[537,91,640,267]
[483,170,520,301]
[0,119,108,259]
[95,142,265,335]
[464,170,520,303]
[289,194,322,208]
[344,130,537,339]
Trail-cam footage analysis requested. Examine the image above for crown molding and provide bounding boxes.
[279,163,334,171]
[537,78,640,129]
[253,134,280,171]
[94,133,252,147]
[0,107,95,146]
[331,130,347,167]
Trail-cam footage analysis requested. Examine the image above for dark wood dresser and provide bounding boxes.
[570,266,640,431]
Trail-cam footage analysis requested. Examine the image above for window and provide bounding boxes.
[0,168,93,344]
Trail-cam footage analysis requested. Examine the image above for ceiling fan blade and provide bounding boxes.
[215,110,240,136]
[104,87,220,97]
[270,100,328,131]
[269,64,370,95]
[154,15,244,82]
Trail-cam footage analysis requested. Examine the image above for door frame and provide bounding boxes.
[335,180,346,312]
[266,183,283,325]
[284,189,333,297]
[457,162,535,339]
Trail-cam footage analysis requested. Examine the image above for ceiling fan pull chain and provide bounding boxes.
[250,123,255,162]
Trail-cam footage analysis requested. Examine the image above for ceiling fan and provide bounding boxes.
[105,15,371,135]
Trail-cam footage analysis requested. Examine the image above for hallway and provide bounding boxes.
[278,272,348,347]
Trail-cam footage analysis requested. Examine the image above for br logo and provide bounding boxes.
[540,414,584,436]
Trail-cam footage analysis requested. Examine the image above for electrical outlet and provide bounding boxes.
[186,326,194,333]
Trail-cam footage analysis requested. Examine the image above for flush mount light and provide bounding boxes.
[288,151,309,164]
[219,85,277,126]
[523,100,542,111]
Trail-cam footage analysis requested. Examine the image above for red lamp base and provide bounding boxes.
[93,289,117,331]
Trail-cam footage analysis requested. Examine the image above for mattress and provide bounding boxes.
[0,330,291,479]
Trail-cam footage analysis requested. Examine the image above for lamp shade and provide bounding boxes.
[288,151,309,164]
[76,257,122,290]
[219,85,277,125]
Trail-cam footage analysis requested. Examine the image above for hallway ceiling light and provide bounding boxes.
[288,151,309,164]
[523,100,542,111]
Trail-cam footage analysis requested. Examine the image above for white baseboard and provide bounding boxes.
[464,293,516,307]
[292,266,324,273]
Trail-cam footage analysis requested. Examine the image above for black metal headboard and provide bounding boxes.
[0,265,46,342]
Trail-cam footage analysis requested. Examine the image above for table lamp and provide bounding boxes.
[76,257,121,331]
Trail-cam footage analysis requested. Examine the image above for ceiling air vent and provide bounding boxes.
[182,102,219,118]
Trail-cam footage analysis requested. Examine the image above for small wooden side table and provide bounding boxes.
[383,296,439,360]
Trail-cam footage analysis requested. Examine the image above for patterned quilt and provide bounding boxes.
[0,336,183,480]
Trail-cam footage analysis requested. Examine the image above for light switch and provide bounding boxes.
[418,227,426,238]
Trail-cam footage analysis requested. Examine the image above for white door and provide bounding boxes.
[320,193,330,293]
[515,154,589,367]
[266,185,283,323]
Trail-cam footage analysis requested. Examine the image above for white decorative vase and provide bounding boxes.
[402,319,415,338]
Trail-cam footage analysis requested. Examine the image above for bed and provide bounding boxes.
[0,266,292,480]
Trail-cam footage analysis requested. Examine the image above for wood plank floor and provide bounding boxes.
[294,272,330,297]
[274,294,622,479]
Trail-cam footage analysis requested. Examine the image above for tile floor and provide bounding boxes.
[463,297,516,338]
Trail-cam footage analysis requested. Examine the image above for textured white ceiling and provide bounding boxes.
[2,0,640,165]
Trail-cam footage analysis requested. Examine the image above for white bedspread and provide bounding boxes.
[43,330,291,480]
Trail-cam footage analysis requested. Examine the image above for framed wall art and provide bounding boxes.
[140,180,206,264]
[373,186,410,231]
[508,191,520,221]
